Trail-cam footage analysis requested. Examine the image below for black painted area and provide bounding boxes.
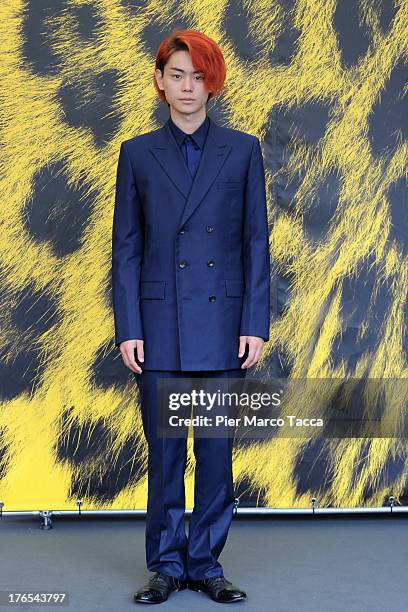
[10,281,60,333]
[305,172,340,243]
[0,277,60,400]
[331,256,393,373]
[279,102,331,146]
[55,408,145,503]
[363,453,406,502]
[269,102,332,221]
[223,0,263,61]
[387,177,408,255]
[91,342,135,390]
[57,70,123,147]
[234,474,268,507]
[21,1,104,75]
[0,345,46,401]
[268,0,300,66]
[56,409,112,464]
[68,444,145,503]
[368,59,407,156]
[333,0,371,68]
[21,0,67,76]
[377,0,398,34]
[223,0,299,65]
[294,438,333,498]
[22,160,95,257]
[71,2,101,40]
[276,270,295,318]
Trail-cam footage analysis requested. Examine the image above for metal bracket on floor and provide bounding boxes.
[0,501,3,517]
[76,499,83,516]
[39,510,53,530]
[233,497,240,518]
[311,497,318,515]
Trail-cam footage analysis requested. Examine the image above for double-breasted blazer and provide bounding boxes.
[111,115,270,370]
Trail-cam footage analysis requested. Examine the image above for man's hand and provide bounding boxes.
[120,339,144,374]
[238,336,264,369]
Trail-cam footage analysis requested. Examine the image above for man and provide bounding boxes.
[112,29,270,604]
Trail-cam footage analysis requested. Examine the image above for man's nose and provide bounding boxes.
[182,77,193,91]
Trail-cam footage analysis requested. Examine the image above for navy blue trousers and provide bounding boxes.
[134,369,247,581]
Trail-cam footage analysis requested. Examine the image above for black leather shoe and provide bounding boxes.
[188,575,247,603]
[133,572,187,604]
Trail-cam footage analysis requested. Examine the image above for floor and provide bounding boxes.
[0,513,406,611]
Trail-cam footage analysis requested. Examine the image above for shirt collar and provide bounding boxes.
[168,115,210,149]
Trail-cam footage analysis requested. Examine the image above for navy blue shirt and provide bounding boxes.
[168,116,210,178]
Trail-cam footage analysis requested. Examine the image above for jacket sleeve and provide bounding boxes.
[111,141,145,346]
[239,136,271,342]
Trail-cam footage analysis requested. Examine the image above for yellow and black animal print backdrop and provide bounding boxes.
[0,0,407,510]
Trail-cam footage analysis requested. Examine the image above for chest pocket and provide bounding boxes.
[215,180,244,190]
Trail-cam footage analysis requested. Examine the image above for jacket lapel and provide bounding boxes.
[149,116,232,230]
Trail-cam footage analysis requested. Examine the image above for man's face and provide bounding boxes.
[155,49,211,115]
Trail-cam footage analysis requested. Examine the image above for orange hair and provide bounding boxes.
[154,29,226,104]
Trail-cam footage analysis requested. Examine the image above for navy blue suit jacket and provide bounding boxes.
[112,115,270,370]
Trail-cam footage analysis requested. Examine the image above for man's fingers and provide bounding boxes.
[238,336,247,357]
[250,347,262,367]
[241,345,257,369]
[136,340,144,362]
[241,341,263,369]
[124,348,142,374]
[120,340,143,374]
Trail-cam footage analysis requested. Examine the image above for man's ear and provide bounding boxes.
[154,67,164,89]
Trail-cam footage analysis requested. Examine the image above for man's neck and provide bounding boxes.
[169,107,207,135]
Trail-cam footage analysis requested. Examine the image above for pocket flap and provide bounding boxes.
[141,281,166,299]
[225,280,245,297]
[216,180,244,189]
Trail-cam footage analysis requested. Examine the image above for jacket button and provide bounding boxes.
[179,260,189,268]
[209,295,216,302]
[178,226,187,235]
[206,225,214,233]
[207,260,215,267]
